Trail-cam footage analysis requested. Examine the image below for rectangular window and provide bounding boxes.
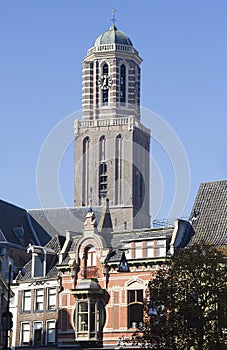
[33,253,45,277]
[33,321,42,346]
[46,320,56,344]
[156,240,166,257]
[128,289,143,304]
[146,241,154,257]
[21,322,30,346]
[134,241,143,259]
[77,301,88,338]
[22,290,31,312]
[125,243,131,259]
[35,289,44,311]
[127,290,143,328]
[87,248,97,267]
[90,301,96,337]
[47,288,56,310]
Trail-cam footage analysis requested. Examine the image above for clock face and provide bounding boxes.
[98,75,112,90]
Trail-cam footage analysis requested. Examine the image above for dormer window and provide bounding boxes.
[33,253,45,278]
[27,245,47,278]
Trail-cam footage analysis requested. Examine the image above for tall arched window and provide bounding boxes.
[99,135,106,162]
[102,63,109,106]
[82,137,90,206]
[120,64,126,104]
[115,134,122,205]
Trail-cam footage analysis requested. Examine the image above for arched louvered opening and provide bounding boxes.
[82,137,90,206]
[115,134,122,205]
[120,64,126,105]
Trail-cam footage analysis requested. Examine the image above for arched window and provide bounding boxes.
[83,246,98,279]
[120,64,126,104]
[102,63,109,106]
[87,247,97,267]
[82,137,90,206]
[99,135,106,162]
[115,134,122,205]
[99,163,107,199]
[134,167,145,209]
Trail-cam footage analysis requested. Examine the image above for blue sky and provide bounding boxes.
[0,1,226,221]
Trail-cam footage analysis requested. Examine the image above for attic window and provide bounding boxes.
[13,226,24,239]
[33,253,45,278]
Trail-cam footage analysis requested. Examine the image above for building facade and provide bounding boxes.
[14,235,65,349]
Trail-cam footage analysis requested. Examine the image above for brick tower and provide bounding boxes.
[74,21,150,231]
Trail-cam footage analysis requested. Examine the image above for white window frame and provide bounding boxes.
[34,289,44,311]
[22,289,31,312]
[156,240,166,257]
[32,252,46,278]
[46,320,56,344]
[146,240,154,258]
[20,322,30,346]
[134,241,143,259]
[87,247,97,267]
[47,288,56,310]
[33,321,43,346]
[125,243,131,259]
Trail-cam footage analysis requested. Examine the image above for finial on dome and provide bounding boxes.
[110,8,117,26]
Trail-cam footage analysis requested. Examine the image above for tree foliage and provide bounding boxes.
[132,243,227,350]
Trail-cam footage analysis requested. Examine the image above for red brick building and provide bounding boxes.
[56,207,192,349]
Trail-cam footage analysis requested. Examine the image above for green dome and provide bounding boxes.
[94,25,133,47]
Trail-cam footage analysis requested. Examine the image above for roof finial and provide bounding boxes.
[110,8,117,26]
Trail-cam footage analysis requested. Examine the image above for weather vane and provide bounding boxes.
[110,8,117,25]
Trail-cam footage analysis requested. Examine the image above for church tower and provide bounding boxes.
[74,19,150,231]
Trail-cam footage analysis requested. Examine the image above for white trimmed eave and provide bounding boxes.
[83,48,143,65]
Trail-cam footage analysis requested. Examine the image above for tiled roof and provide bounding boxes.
[189,180,227,246]
[60,238,80,265]
[0,229,7,242]
[28,206,103,237]
[0,200,50,247]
